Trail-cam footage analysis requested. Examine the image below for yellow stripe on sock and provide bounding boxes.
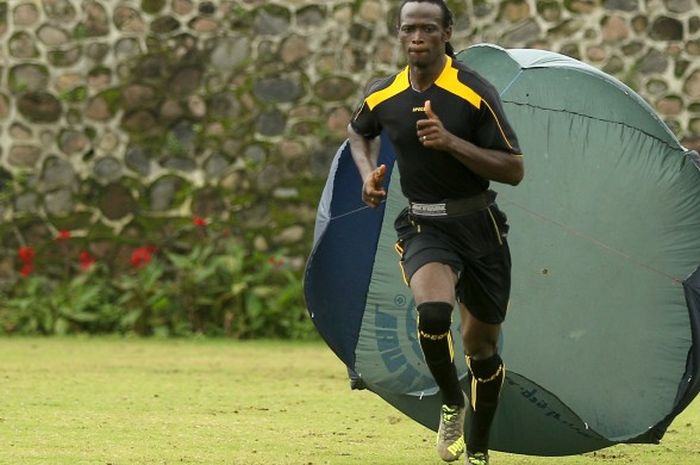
[419,330,450,341]
[471,375,478,411]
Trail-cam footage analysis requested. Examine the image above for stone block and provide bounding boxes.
[13,2,39,26]
[17,92,62,123]
[8,145,42,168]
[10,32,39,59]
[99,183,138,220]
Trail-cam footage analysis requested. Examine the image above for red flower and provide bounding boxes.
[192,216,207,227]
[17,246,36,276]
[17,246,35,263]
[56,230,72,240]
[79,251,96,271]
[19,263,33,277]
[130,246,156,269]
[268,256,285,269]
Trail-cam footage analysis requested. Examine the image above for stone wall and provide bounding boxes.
[1,0,699,276]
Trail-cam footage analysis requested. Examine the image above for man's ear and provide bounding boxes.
[443,26,452,42]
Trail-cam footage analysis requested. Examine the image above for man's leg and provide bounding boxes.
[460,305,504,464]
[410,262,466,462]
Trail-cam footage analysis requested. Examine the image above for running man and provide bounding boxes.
[347,1,524,464]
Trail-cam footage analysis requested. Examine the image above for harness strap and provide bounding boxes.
[409,190,496,218]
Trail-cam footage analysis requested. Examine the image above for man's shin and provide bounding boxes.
[416,301,464,407]
[466,353,505,453]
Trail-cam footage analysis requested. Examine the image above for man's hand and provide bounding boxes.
[416,100,453,152]
[362,164,386,208]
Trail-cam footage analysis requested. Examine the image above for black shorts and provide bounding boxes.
[394,204,512,324]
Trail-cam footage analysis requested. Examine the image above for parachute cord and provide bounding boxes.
[330,200,386,221]
[500,70,523,98]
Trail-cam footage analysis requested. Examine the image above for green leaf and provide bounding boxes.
[121,310,142,328]
[193,266,217,282]
[167,253,193,269]
[54,317,70,335]
[245,294,263,319]
[252,286,276,298]
[151,296,171,313]
[232,282,248,295]
[64,311,99,323]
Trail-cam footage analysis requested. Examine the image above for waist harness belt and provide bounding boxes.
[409,190,497,218]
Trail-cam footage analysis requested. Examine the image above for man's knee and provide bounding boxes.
[461,329,498,359]
[463,340,498,359]
[417,301,453,336]
[417,301,454,364]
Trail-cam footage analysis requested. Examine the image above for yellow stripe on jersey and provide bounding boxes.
[434,56,482,110]
[436,56,518,151]
[365,67,410,110]
[483,99,516,151]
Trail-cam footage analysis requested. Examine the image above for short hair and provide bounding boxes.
[397,0,456,57]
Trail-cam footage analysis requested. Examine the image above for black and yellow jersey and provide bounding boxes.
[351,55,521,203]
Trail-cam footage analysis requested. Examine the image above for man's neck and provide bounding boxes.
[409,55,447,92]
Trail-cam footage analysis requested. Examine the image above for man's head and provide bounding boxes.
[397,0,454,68]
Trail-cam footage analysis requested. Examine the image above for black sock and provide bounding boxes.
[466,353,504,453]
[416,302,464,407]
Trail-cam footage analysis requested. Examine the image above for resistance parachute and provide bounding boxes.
[304,44,700,456]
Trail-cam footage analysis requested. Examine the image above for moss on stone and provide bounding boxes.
[89,65,111,78]
[144,175,191,212]
[255,4,292,34]
[268,203,300,229]
[141,0,166,15]
[48,211,94,231]
[9,63,49,94]
[164,131,188,157]
[674,59,690,78]
[229,192,256,208]
[15,216,51,244]
[60,86,88,103]
[87,219,114,239]
[73,23,88,40]
[621,70,641,92]
[84,125,97,141]
[99,88,123,114]
[289,178,325,205]
[537,0,561,14]
[47,46,82,67]
[130,215,182,241]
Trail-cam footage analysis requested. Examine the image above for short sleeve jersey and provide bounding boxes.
[351,56,521,203]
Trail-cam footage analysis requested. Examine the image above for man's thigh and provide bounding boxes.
[410,262,458,304]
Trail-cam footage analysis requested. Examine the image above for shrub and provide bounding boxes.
[0,218,317,339]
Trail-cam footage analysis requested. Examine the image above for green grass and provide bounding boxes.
[0,338,697,465]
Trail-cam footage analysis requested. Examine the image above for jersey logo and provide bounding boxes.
[412,106,425,113]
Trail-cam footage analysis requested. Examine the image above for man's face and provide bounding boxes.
[398,2,451,69]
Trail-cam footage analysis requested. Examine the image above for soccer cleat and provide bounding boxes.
[466,451,489,465]
[436,399,466,462]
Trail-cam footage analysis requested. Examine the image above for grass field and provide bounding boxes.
[0,338,697,465]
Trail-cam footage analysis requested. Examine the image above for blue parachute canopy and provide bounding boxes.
[304,44,700,456]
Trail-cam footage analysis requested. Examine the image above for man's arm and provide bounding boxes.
[416,100,524,186]
[445,138,523,186]
[348,123,386,207]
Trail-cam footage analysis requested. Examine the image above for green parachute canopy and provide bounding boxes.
[458,44,700,452]
[304,44,700,456]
